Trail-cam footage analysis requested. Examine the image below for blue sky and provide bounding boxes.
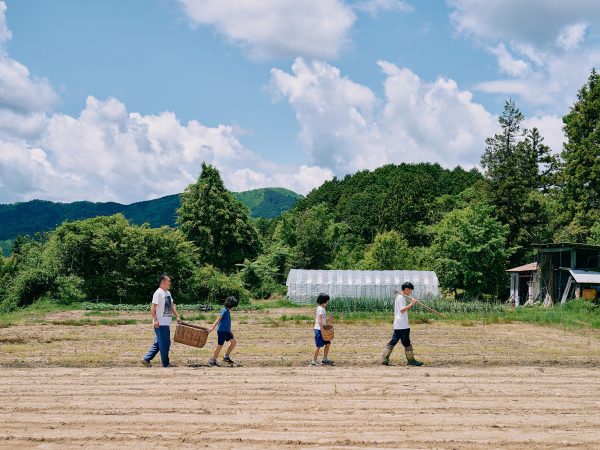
[1,0,599,203]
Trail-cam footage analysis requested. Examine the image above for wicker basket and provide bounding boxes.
[174,322,209,348]
[321,324,334,341]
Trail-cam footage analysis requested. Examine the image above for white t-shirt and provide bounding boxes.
[152,288,174,326]
[314,305,327,330]
[393,294,409,330]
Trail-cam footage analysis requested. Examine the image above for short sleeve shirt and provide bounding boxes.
[152,288,173,326]
[217,307,231,332]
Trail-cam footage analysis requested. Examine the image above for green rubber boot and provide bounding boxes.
[381,344,394,365]
[405,345,423,366]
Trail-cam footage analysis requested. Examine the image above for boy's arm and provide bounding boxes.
[400,296,417,314]
[318,313,324,331]
[209,315,222,333]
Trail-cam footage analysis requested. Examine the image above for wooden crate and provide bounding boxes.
[174,322,209,348]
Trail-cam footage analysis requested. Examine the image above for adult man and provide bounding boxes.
[142,273,181,368]
[381,281,424,366]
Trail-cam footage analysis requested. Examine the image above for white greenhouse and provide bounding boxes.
[286,269,440,304]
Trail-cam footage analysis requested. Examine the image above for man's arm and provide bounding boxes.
[172,303,181,322]
[151,303,159,328]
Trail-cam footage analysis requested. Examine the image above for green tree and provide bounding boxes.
[293,204,333,269]
[177,163,261,271]
[430,203,513,298]
[481,99,556,264]
[361,230,415,270]
[558,69,600,239]
[587,222,600,245]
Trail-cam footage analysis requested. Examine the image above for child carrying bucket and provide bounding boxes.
[208,296,238,366]
[311,293,334,366]
[381,282,423,366]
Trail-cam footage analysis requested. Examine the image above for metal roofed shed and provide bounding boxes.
[533,242,600,305]
[561,269,600,302]
[507,262,539,306]
[285,269,440,304]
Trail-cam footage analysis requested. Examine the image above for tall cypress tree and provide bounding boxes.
[481,99,556,264]
[177,163,261,271]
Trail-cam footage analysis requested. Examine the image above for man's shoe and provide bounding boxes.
[141,359,151,368]
[209,358,218,367]
[310,360,318,366]
[321,359,334,365]
[223,355,234,364]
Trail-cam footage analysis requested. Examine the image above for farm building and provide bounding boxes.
[507,262,539,306]
[507,243,600,306]
[286,269,440,304]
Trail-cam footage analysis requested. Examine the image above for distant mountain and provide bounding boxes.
[0,187,303,246]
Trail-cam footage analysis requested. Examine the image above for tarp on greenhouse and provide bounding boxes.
[286,269,440,304]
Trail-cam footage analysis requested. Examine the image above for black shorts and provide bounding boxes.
[388,328,411,348]
[217,331,234,345]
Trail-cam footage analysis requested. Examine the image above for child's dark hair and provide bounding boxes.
[401,281,414,291]
[224,296,239,308]
[316,293,330,305]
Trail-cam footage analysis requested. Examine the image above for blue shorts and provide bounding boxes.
[217,331,234,345]
[314,329,330,348]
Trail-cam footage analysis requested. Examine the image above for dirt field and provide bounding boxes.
[1,309,600,448]
[1,367,600,449]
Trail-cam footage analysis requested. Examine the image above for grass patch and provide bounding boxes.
[180,314,207,321]
[507,300,600,329]
[50,319,139,326]
[0,300,80,328]
[83,311,121,317]
[279,314,313,323]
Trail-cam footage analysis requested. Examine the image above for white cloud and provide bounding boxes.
[0,1,11,45]
[178,0,355,60]
[448,0,600,115]
[353,0,413,16]
[449,0,600,48]
[0,95,332,203]
[271,58,496,175]
[556,23,587,50]
[488,43,529,77]
[0,2,56,142]
[474,48,600,112]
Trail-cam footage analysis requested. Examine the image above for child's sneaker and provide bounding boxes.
[321,359,334,365]
[209,358,218,367]
[310,360,318,366]
[223,355,234,364]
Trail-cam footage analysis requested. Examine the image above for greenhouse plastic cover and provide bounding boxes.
[286,269,440,304]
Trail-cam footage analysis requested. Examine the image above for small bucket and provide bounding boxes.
[321,324,334,341]
[174,322,209,348]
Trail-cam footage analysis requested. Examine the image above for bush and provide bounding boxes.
[54,275,86,304]
[189,265,250,304]
[2,267,55,311]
